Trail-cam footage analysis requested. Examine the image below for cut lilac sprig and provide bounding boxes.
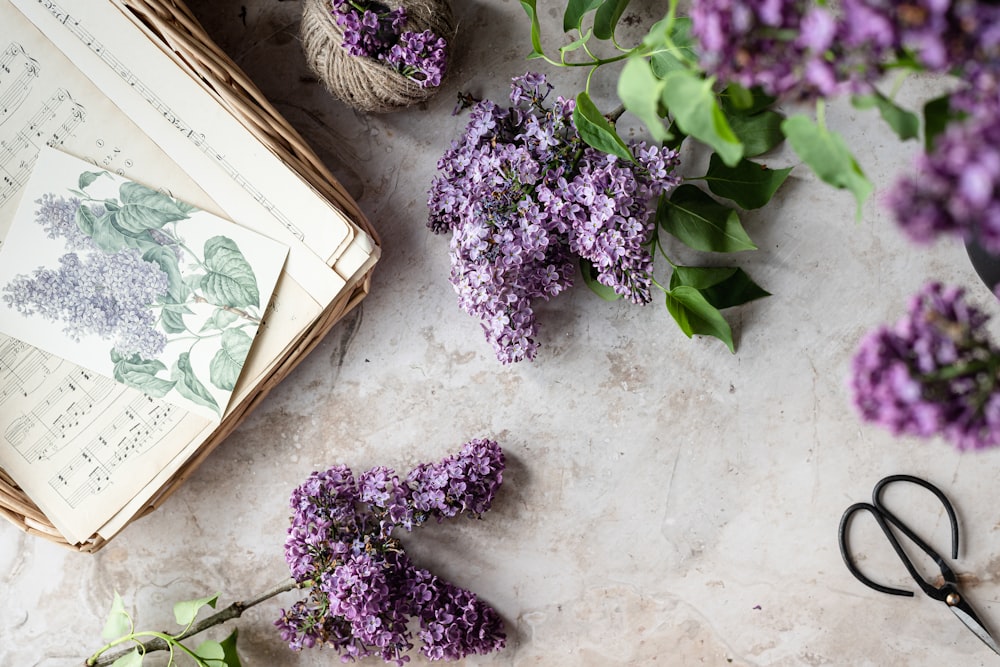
[276,438,506,663]
[850,282,1000,450]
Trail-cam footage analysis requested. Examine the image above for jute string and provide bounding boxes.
[300,0,455,113]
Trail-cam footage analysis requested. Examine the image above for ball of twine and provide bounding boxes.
[300,0,455,113]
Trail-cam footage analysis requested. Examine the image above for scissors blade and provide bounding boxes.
[949,601,1000,655]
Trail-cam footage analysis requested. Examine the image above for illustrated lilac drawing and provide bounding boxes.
[2,169,264,416]
[276,438,507,663]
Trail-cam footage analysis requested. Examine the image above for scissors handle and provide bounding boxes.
[839,475,960,601]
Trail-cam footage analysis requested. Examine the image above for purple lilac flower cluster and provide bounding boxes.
[276,438,507,663]
[331,0,447,88]
[850,282,1000,450]
[2,196,170,358]
[427,73,680,363]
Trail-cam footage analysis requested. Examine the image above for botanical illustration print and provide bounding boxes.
[0,148,288,420]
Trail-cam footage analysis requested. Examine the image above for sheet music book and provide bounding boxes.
[0,0,378,546]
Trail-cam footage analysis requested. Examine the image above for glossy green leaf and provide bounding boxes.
[594,0,631,40]
[172,352,220,414]
[724,109,785,157]
[111,352,174,398]
[852,91,919,141]
[781,114,872,219]
[574,91,633,161]
[196,640,226,667]
[669,265,737,290]
[665,286,735,352]
[617,57,670,143]
[114,182,193,234]
[725,83,754,110]
[580,257,622,301]
[563,0,602,31]
[210,328,252,391]
[102,592,132,642]
[703,154,792,209]
[220,629,243,667]
[661,70,742,166]
[659,185,756,253]
[519,0,545,58]
[110,649,143,667]
[720,86,776,116]
[201,236,260,309]
[174,593,219,628]
[670,265,770,309]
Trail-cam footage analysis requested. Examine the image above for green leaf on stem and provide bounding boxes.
[574,91,633,161]
[670,265,770,309]
[661,70,743,166]
[725,83,755,111]
[617,58,670,143]
[563,0,603,31]
[172,353,220,414]
[102,592,133,642]
[781,114,872,219]
[111,351,174,398]
[174,593,219,628]
[659,185,756,253]
[114,182,193,234]
[851,90,920,141]
[593,0,631,40]
[648,17,695,75]
[724,109,786,157]
[559,29,593,59]
[580,257,622,301]
[703,154,793,209]
[201,236,260,309]
[519,0,545,59]
[109,649,144,667]
[220,629,243,667]
[78,170,107,190]
[665,286,735,352]
[195,639,226,667]
[210,328,252,391]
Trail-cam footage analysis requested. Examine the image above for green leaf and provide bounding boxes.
[725,83,754,111]
[617,57,670,143]
[78,170,107,190]
[200,236,260,309]
[665,285,735,352]
[200,309,240,332]
[76,205,144,254]
[720,86,776,116]
[724,109,786,157]
[111,352,174,398]
[593,0,631,40]
[195,640,226,667]
[923,94,963,152]
[573,91,633,161]
[580,257,622,301]
[174,593,219,627]
[852,90,919,141]
[781,114,872,219]
[559,29,593,59]
[702,154,792,209]
[143,245,188,306]
[102,592,132,642]
[647,17,695,75]
[659,185,756,253]
[564,0,602,31]
[172,353,220,414]
[220,629,243,667]
[109,649,144,667]
[519,0,544,58]
[113,182,192,234]
[661,70,742,166]
[210,328,253,391]
[670,265,770,309]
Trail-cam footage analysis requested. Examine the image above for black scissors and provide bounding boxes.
[839,474,1000,655]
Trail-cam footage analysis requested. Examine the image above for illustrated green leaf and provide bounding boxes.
[220,629,243,667]
[617,57,670,143]
[76,205,145,254]
[724,109,786,157]
[659,185,756,252]
[195,640,226,667]
[210,328,252,391]
[78,170,107,190]
[702,154,793,209]
[923,94,963,152]
[593,0,631,40]
[113,182,192,234]
[580,257,622,301]
[200,309,240,332]
[670,265,770,309]
[174,593,219,627]
[519,0,544,58]
[852,90,920,141]
[109,649,144,667]
[661,70,743,166]
[172,352,220,414]
[200,236,260,309]
[102,592,132,642]
[143,245,188,306]
[665,285,735,352]
[781,114,872,219]
[111,352,174,398]
[574,91,633,161]
[564,0,602,31]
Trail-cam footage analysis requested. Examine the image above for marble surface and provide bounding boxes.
[6,1,1000,665]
